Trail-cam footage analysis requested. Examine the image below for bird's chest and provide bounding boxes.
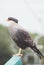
[9,24,23,38]
[9,25,18,39]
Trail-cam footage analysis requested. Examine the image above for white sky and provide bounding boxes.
[0,0,44,35]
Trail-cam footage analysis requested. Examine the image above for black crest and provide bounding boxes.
[8,17,18,23]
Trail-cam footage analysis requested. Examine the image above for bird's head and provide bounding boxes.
[6,17,18,24]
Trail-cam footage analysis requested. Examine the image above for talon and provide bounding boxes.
[13,48,23,56]
[15,53,23,56]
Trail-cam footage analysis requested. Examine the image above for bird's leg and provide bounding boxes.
[16,48,23,56]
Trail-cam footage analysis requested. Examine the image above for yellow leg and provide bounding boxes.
[16,48,23,56]
[18,48,22,54]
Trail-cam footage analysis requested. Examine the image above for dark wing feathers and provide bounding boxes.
[13,29,44,58]
[18,29,34,44]
[14,29,34,48]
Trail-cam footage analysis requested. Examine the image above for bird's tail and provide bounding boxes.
[31,45,44,59]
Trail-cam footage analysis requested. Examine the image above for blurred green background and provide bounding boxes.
[0,25,44,65]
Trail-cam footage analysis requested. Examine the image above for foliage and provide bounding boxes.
[0,25,13,65]
[38,36,44,45]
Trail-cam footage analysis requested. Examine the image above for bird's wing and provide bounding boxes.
[12,28,43,58]
[15,29,34,47]
[17,29,44,59]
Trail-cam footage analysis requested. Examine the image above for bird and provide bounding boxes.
[6,17,44,59]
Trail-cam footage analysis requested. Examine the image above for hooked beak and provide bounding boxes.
[6,19,9,22]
